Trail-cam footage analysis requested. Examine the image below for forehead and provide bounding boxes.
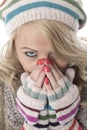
[16,22,45,40]
[15,22,54,50]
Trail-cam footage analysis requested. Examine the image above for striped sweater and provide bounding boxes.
[16,72,82,130]
[0,80,87,130]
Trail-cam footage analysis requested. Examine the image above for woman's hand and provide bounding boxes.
[18,58,79,126]
[29,58,63,91]
[16,59,48,125]
[43,60,75,91]
[30,59,46,88]
[28,58,75,92]
[41,60,80,125]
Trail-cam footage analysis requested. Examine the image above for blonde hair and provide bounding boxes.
[0,28,24,92]
[0,20,87,93]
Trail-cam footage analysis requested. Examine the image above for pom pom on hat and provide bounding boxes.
[0,0,86,35]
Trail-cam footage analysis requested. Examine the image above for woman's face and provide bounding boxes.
[15,23,68,73]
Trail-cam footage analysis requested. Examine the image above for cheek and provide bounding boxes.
[17,54,36,72]
[56,60,68,67]
[55,58,68,71]
[20,61,35,72]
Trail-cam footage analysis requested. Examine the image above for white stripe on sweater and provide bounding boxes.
[56,96,80,117]
[17,87,46,110]
[58,109,78,125]
[16,98,38,117]
[48,85,79,109]
[16,105,38,125]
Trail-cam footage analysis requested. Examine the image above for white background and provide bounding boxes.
[0,0,87,50]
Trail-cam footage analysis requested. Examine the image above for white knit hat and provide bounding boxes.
[0,0,86,35]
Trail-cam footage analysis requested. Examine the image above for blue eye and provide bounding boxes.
[25,51,37,57]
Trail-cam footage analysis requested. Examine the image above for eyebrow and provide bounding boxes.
[20,47,37,52]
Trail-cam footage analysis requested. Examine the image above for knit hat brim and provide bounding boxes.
[0,0,86,35]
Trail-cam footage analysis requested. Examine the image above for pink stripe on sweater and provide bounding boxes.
[57,102,80,121]
[16,103,38,123]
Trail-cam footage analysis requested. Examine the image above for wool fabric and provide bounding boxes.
[16,72,81,129]
[0,0,86,35]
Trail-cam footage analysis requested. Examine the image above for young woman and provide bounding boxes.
[0,0,87,130]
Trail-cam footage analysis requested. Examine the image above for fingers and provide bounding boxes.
[43,77,53,91]
[52,62,64,77]
[29,58,74,92]
[49,64,64,81]
[32,59,63,91]
[35,71,45,88]
[42,60,64,90]
[42,59,75,92]
[30,59,45,81]
[30,59,46,88]
[44,67,59,90]
[30,65,43,81]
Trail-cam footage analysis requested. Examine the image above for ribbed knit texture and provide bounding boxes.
[23,119,82,130]
[1,82,87,130]
[16,72,82,130]
[0,0,86,35]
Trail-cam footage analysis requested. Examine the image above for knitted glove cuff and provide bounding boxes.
[47,84,80,110]
[16,87,47,125]
[47,85,80,124]
[47,76,73,102]
[16,72,47,125]
[16,87,46,110]
[21,72,47,100]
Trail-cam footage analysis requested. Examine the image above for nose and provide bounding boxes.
[39,54,49,59]
[37,58,53,65]
[38,52,53,59]
[38,55,52,62]
[37,54,53,65]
